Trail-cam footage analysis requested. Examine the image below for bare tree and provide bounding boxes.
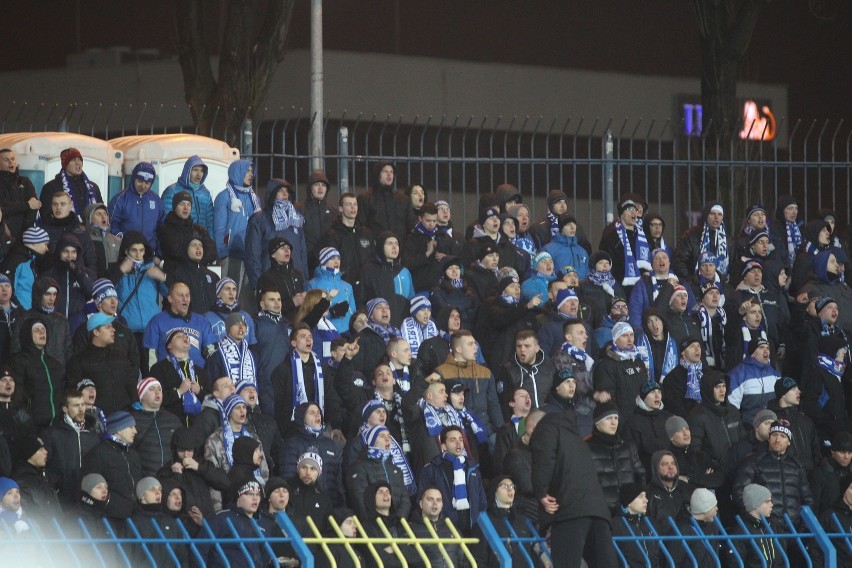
[174,0,296,144]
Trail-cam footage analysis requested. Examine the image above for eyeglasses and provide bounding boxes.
[498,483,516,491]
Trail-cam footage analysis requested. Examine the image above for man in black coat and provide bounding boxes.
[356,162,411,239]
[157,190,217,265]
[240,381,285,477]
[645,449,693,524]
[321,192,374,304]
[810,431,852,516]
[403,202,454,293]
[38,147,103,224]
[256,238,306,321]
[11,434,62,521]
[531,406,617,568]
[297,170,338,271]
[40,190,98,272]
[672,200,731,281]
[0,148,39,241]
[130,378,182,477]
[766,376,822,473]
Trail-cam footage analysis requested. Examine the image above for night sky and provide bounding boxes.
[3,1,850,121]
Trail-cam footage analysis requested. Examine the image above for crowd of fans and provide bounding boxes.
[0,145,850,567]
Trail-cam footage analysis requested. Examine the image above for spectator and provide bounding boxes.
[0,368,34,469]
[660,284,701,346]
[65,313,137,415]
[578,251,625,328]
[810,431,852,516]
[348,424,410,519]
[636,307,678,382]
[357,162,410,238]
[43,389,99,508]
[728,337,780,428]
[251,287,290,415]
[205,276,257,344]
[585,402,646,515]
[0,148,38,241]
[201,477,275,566]
[630,381,673,473]
[399,296,438,360]
[627,248,677,330]
[645,450,692,524]
[672,201,730,280]
[408,486,465,567]
[39,147,103,224]
[10,318,64,428]
[733,483,785,568]
[288,451,334,534]
[41,191,98,271]
[803,334,850,443]
[465,242,500,304]
[107,161,163,253]
[610,483,661,568]
[725,296,770,369]
[766,376,822,473]
[157,190,217,265]
[543,214,591,281]
[12,434,61,521]
[0,276,21,366]
[130,378,182,476]
[255,237,307,321]
[213,159,260,285]
[493,387,532,470]
[666,488,725,567]
[234,380,284,477]
[724,409,776,483]
[362,232,415,327]
[42,233,96,326]
[320,192,374,304]
[592,321,647,432]
[731,259,790,358]
[3,227,50,309]
[530,403,617,567]
[403,202,450,293]
[350,297,400,375]
[147,329,205,426]
[357,480,420,567]
[143,281,217,371]
[476,274,539,369]
[498,329,555,412]
[297,170,337,269]
[384,336,421,395]
[661,336,705,418]
[521,251,556,304]
[592,295,629,349]
[205,312,259,389]
[0,477,30,533]
[429,256,478,331]
[693,281,728,371]
[164,232,219,314]
[130,476,189,566]
[82,203,122,278]
[306,247,356,333]
[418,425,488,532]
[665,416,724,489]
[80,411,142,520]
[551,318,596,433]
[20,274,74,368]
[160,156,214,238]
[186,376,237,449]
[688,370,745,466]
[598,196,652,296]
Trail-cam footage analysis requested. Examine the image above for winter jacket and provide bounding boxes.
[348,453,410,519]
[765,399,822,472]
[160,155,214,237]
[687,373,745,465]
[475,294,536,371]
[256,257,305,320]
[42,233,96,323]
[298,195,338,268]
[611,511,662,568]
[0,169,37,240]
[65,344,137,415]
[630,398,674,472]
[465,262,499,304]
[288,478,335,535]
[593,345,649,425]
[270,351,345,434]
[578,277,626,329]
[727,356,779,428]
[41,212,98,271]
[251,311,291,416]
[204,428,269,512]
[108,166,164,253]
[668,442,724,488]
[543,233,590,280]
[130,404,183,476]
[585,428,646,514]
[165,258,218,315]
[435,355,503,436]
[201,506,277,567]
[730,284,790,351]
[320,218,374,302]
[627,273,676,331]
[733,448,814,525]
[280,426,345,506]
[417,453,488,529]
[157,211,217,265]
[497,350,555,411]
[9,318,65,427]
[39,171,103,224]
[471,501,545,568]
[361,258,415,328]
[81,439,143,520]
[660,363,705,418]
[356,164,411,238]
[4,245,48,308]
[672,209,731,279]
[213,162,259,260]
[130,503,190,567]
[143,309,216,370]
[645,450,692,524]
[84,207,123,278]
[408,510,465,568]
[307,266,356,332]
[810,457,852,516]
[12,462,62,520]
[530,410,612,523]
[107,231,167,333]
[44,414,100,508]
[244,186,309,288]
[429,281,479,331]
[520,272,554,304]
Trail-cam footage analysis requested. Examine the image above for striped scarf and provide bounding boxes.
[169,354,202,416]
[698,223,729,276]
[290,350,324,419]
[359,422,416,493]
[680,359,703,401]
[696,305,726,366]
[615,220,651,286]
[400,316,438,358]
[60,169,100,217]
[444,453,470,510]
[785,221,802,266]
[272,199,303,231]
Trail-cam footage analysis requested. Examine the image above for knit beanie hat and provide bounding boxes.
[748,337,769,356]
[61,147,83,169]
[742,484,772,513]
[16,435,45,462]
[497,276,519,296]
[741,260,763,277]
[106,411,136,435]
[319,247,340,267]
[91,278,118,305]
[364,425,390,448]
[225,312,245,330]
[814,296,838,314]
[137,377,161,400]
[611,321,633,343]
[0,477,19,498]
[81,473,107,495]
[298,451,323,475]
[689,488,717,515]
[665,416,689,439]
[774,376,798,400]
[533,251,553,269]
[366,298,389,320]
[546,189,568,211]
[618,482,646,509]
[22,226,50,245]
[590,251,612,268]
[410,295,431,316]
[679,336,702,354]
[669,285,688,305]
[699,252,717,266]
[478,206,500,226]
[769,420,792,440]
[222,395,247,419]
[216,277,237,296]
[361,399,385,424]
[135,477,162,500]
[172,190,192,209]
[477,243,499,262]
[557,214,577,231]
[832,431,852,452]
[593,401,619,423]
[556,288,578,310]
[700,282,718,299]
[268,238,292,257]
[752,409,777,429]
[265,477,291,496]
[639,380,661,399]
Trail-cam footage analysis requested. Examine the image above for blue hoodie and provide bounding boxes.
[160,156,214,238]
[213,159,259,259]
[108,162,164,254]
[306,265,356,333]
[543,233,590,280]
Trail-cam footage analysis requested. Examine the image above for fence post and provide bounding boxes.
[476,512,512,567]
[242,117,253,158]
[604,128,614,224]
[338,126,350,193]
[800,506,836,567]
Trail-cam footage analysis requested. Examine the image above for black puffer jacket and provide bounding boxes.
[256,255,305,320]
[687,372,746,464]
[645,450,692,524]
[766,399,822,472]
[592,345,648,429]
[9,317,65,427]
[629,399,673,472]
[12,462,62,520]
[129,405,183,476]
[65,343,136,416]
[733,449,814,525]
[80,438,143,520]
[585,428,646,514]
[44,414,100,508]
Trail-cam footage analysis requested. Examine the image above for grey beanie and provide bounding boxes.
[665,416,689,439]
[135,476,162,500]
[752,408,778,429]
[743,484,773,513]
[689,488,717,515]
[81,473,107,495]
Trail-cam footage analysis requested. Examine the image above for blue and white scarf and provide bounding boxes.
[680,359,703,401]
[501,294,519,305]
[359,420,416,493]
[816,354,847,409]
[513,233,537,257]
[561,342,594,371]
[588,269,617,297]
[413,222,437,238]
[458,407,488,444]
[169,354,202,416]
[697,273,726,307]
[739,324,767,361]
[696,305,726,366]
[60,169,100,216]
[447,277,465,289]
[368,322,401,345]
[638,334,678,378]
[785,222,802,266]
[290,350,324,419]
[615,220,652,286]
[444,453,470,510]
[547,211,560,236]
[219,337,257,386]
[400,316,439,358]
[388,361,411,394]
[272,199,303,232]
[226,183,262,214]
[698,223,729,276]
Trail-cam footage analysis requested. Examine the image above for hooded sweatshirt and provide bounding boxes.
[108,162,164,252]
[213,159,260,259]
[160,155,214,236]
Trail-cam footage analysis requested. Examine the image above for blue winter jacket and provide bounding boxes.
[160,156,215,238]
[727,356,780,428]
[252,312,291,416]
[213,160,259,260]
[108,162,164,254]
[543,233,590,280]
[306,266,356,333]
[520,272,554,304]
[204,309,257,345]
[115,262,168,333]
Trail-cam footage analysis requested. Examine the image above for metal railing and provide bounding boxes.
[1,101,850,246]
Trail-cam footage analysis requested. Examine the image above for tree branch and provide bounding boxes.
[174,0,217,115]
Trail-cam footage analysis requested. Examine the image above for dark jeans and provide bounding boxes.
[549,516,617,568]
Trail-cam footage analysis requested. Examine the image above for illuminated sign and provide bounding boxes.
[683,103,703,137]
[739,100,776,141]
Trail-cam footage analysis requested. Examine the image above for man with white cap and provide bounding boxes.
[734,420,814,525]
[733,483,784,567]
[672,200,730,280]
[66,312,137,415]
[593,320,648,431]
[288,450,334,534]
[130,378,182,476]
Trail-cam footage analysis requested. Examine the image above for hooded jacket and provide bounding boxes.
[733,445,814,525]
[687,371,745,464]
[244,179,309,288]
[629,396,673,472]
[543,232,590,280]
[42,232,96,323]
[41,209,99,272]
[44,412,100,509]
[160,155,214,236]
[10,317,65,427]
[672,200,731,279]
[130,402,183,476]
[157,210,218,265]
[307,264,356,333]
[593,344,649,429]
[361,231,415,327]
[430,269,479,331]
[645,450,692,523]
[107,231,168,333]
[800,248,852,334]
[0,167,37,240]
[213,159,259,260]
[356,162,411,238]
[83,203,122,277]
[498,349,555,412]
[297,178,338,270]
[10,275,73,365]
[108,162,164,253]
[80,438,143,520]
[65,336,136,416]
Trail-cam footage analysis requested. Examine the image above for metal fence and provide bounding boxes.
[2,102,850,241]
